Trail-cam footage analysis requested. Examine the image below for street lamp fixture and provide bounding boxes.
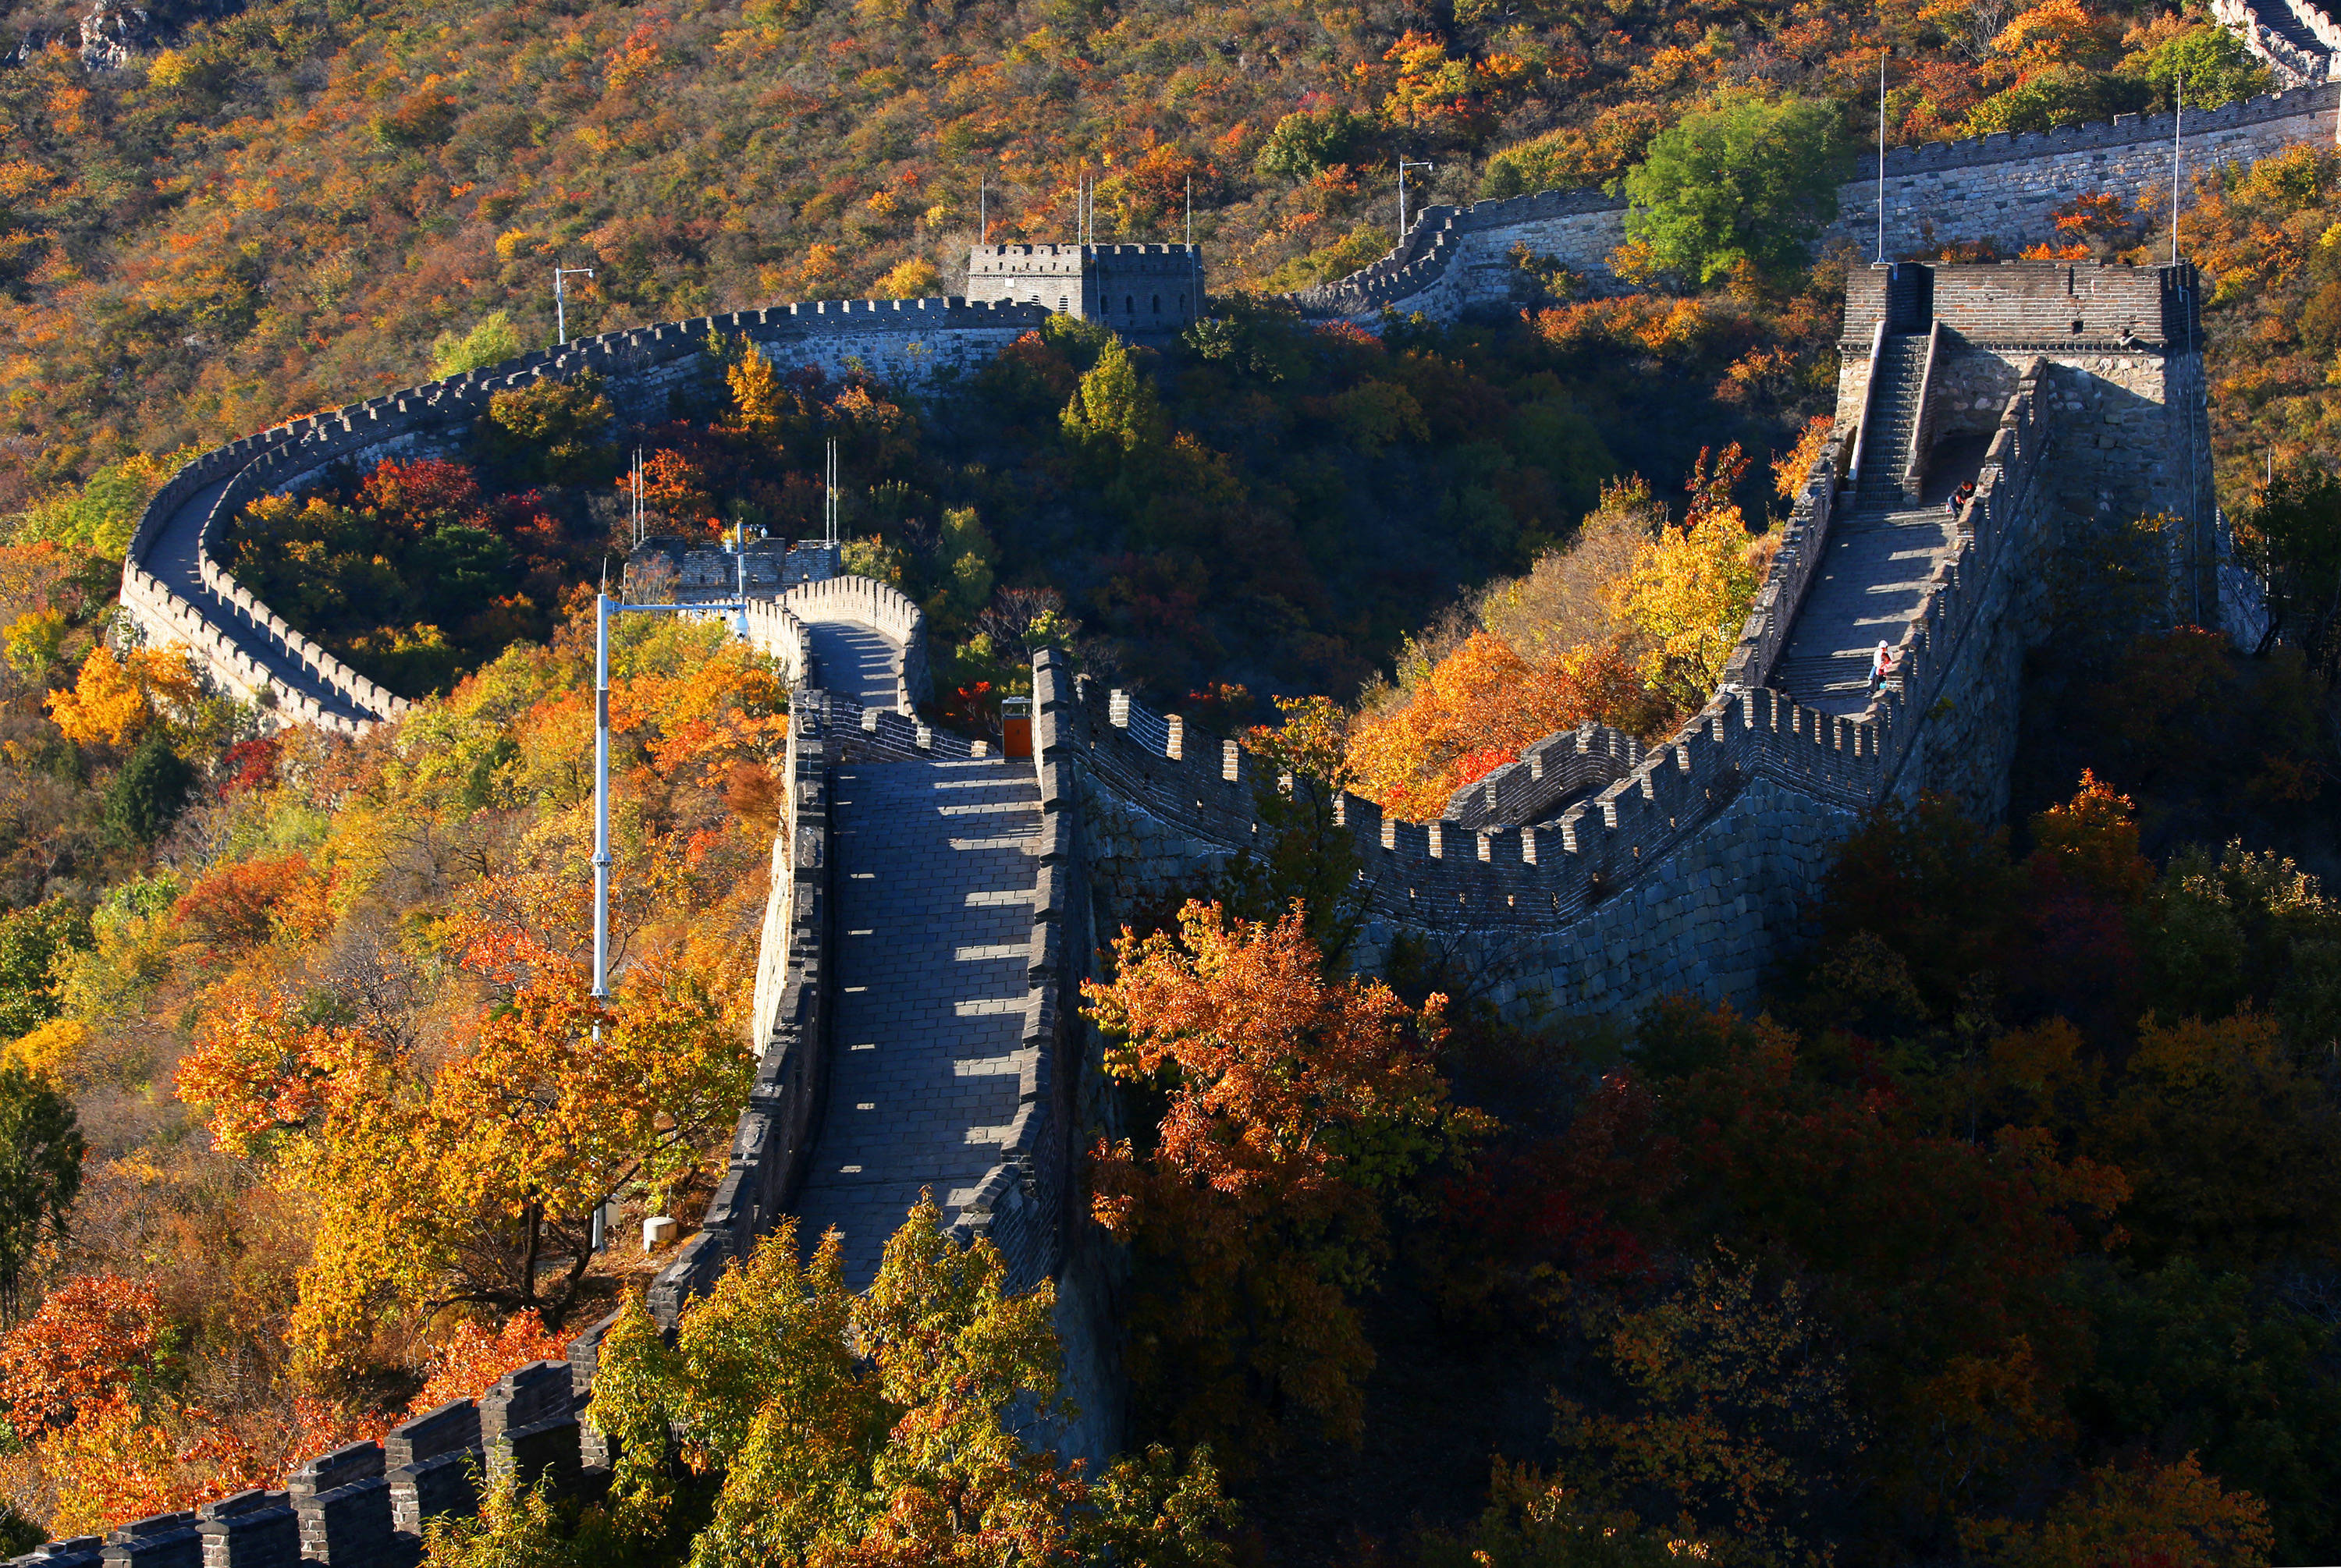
[554,265,595,347]
[1398,158,1436,243]
[591,580,751,999]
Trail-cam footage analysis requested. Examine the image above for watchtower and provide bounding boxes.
[962,243,1206,332]
[1836,260,2213,620]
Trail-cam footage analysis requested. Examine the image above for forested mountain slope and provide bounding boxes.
[0,0,2265,510]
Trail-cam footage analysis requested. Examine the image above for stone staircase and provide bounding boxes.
[2258,0,2333,72]
[1769,504,1960,716]
[1855,335,1928,508]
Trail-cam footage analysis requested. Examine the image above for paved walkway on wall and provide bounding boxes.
[1772,442,1991,717]
[791,756,1040,1286]
[802,618,902,710]
[141,469,378,725]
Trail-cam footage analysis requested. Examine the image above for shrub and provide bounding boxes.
[1620,91,1847,286]
[103,732,194,846]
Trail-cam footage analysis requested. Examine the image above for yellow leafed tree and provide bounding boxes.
[725,341,790,439]
[1610,442,1767,715]
[45,644,204,750]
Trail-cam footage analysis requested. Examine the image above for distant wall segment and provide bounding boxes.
[1062,350,2069,1020]
[120,297,1048,730]
[1296,84,2341,324]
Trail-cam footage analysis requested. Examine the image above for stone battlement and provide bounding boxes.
[1840,260,2197,348]
[1294,83,2339,324]
[120,296,1049,730]
[964,243,1206,328]
[1062,359,2062,1013]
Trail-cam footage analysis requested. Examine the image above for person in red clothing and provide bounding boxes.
[1948,478,1977,516]
[1869,640,1895,697]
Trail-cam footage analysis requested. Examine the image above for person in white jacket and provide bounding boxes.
[1869,640,1895,697]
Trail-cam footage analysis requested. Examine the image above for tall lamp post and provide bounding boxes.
[1398,158,1436,243]
[591,577,750,999]
[555,265,595,348]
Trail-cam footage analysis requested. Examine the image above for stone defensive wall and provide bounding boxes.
[739,594,813,686]
[6,1354,605,1568]
[1295,83,2341,322]
[1060,364,2057,1015]
[2214,0,2337,89]
[955,651,1082,1287]
[0,652,1097,1568]
[1836,260,2218,635]
[779,575,933,711]
[120,297,1048,732]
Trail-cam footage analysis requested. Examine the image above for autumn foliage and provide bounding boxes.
[1085,901,1473,1465]
[1348,449,1770,819]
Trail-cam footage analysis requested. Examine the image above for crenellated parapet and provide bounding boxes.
[119,296,1048,735]
[7,1357,594,1568]
[1291,83,2341,325]
[1058,359,2063,1012]
[780,575,932,712]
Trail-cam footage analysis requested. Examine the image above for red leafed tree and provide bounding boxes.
[402,1311,573,1418]
[0,1274,171,1437]
[1082,900,1475,1467]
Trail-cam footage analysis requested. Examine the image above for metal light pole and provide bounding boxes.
[591,587,751,999]
[554,265,595,346]
[826,438,840,547]
[1398,158,1436,243]
[2171,77,2183,265]
[1876,48,1888,265]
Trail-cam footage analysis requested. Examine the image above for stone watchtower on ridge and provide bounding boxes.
[1835,259,2215,621]
[963,243,1206,333]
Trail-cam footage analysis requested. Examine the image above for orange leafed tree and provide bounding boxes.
[278,953,752,1369]
[1346,631,1655,820]
[173,982,383,1156]
[171,853,329,960]
[1083,901,1472,1465]
[1968,1453,2274,1567]
[403,1311,572,1418]
[0,1275,171,1438]
[44,644,204,750]
[0,1274,281,1537]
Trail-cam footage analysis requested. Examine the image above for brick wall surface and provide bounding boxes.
[1295,86,2338,323]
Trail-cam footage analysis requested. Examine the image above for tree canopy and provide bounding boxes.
[1621,92,1849,286]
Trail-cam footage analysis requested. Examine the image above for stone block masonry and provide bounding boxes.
[120,296,1045,732]
[964,243,1205,332]
[1064,269,2115,1027]
[1295,84,2340,325]
[36,129,2243,1568]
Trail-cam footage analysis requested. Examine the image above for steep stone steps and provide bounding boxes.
[1854,335,1929,505]
[2258,0,2332,66]
[1771,503,1960,717]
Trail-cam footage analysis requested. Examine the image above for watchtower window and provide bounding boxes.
[1152,293,1161,314]
[1059,296,1068,313]
[1125,295,1135,314]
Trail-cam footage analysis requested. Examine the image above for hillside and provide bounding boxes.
[1,0,2340,1562]
[0,0,2266,513]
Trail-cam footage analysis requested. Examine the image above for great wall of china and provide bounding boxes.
[16,73,2310,1568]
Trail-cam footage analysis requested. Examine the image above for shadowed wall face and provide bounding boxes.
[962,244,1206,328]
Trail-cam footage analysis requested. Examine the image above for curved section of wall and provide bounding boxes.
[121,296,1046,733]
[1294,84,2341,324]
[741,596,813,685]
[780,575,932,711]
[1291,188,1626,319]
[1064,367,2059,1016]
